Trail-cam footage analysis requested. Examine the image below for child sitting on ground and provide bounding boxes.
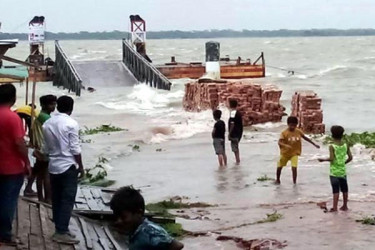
[110,186,184,250]
[276,116,320,184]
[319,126,353,212]
[212,110,227,167]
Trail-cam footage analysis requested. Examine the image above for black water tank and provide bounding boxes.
[205,41,220,62]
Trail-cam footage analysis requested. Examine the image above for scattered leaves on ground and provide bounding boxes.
[257,174,274,182]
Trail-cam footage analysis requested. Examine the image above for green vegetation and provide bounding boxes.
[257,175,274,182]
[80,125,125,135]
[162,223,185,238]
[356,216,375,225]
[80,157,115,187]
[4,29,375,40]
[256,211,283,224]
[324,132,375,148]
[146,200,212,218]
[146,199,213,238]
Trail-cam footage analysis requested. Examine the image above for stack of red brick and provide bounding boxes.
[291,91,325,134]
[183,80,286,126]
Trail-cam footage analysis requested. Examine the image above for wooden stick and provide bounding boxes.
[25,78,29,105]
[30,68,37,134]
[0,55,40,69]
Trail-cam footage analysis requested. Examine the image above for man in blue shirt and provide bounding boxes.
[110,187,184,250]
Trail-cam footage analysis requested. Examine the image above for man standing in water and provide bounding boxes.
[43,96,84,244]
[0,84,31,246]
[228,99,243,165]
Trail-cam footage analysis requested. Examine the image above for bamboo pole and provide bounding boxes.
[30,66,37,140]
[25,77,29,105]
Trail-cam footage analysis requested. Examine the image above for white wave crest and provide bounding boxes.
[96,84,184,114]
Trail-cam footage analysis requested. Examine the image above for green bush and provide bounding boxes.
[324,132,375,148]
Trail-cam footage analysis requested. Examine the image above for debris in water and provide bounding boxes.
[317,202,328,212]
[80,157,115,187]
[87,87,96,92]
[356,216,375,225]
[132,144,141,152]
[256,211,283,224]
[257,174,274,182]
[80,124,125,135]
[146,199,213,217]
[217,236,287,249]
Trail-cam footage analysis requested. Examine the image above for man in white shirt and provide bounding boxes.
[43,96,84,244]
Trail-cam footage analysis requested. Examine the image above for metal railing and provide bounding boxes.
[53,41,82,96]
[122,39,172,91]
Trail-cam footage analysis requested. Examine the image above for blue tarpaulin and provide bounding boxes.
[0,66,29,79]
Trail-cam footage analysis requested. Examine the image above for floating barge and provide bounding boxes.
[156,53,265,79]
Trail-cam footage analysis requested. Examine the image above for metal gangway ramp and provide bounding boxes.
[72,60,137,88]
[53,40,172,96]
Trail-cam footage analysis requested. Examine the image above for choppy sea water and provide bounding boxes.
[6,36,375,137]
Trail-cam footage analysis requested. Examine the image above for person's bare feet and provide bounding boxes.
[329,208,338,213]
[340,206,349,211]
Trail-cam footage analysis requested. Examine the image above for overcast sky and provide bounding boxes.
[1,0,374,33]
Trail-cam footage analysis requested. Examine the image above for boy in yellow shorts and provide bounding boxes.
[276,116,320,184]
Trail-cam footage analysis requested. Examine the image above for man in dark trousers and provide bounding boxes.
[228,99,243,165]
[0,84,31,246]
[43,96,84,244]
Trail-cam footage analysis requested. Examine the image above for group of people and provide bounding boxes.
[212,99,243,167]
[212,100,353,212]
[0,83,184,249]
[16,98,56,201]
[0,83,84,245]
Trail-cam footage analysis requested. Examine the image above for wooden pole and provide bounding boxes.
[30,66,37,138]
[25,77,29,105]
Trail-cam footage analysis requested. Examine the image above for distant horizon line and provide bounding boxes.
[3,28,375,33]
[2,28,375,40]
